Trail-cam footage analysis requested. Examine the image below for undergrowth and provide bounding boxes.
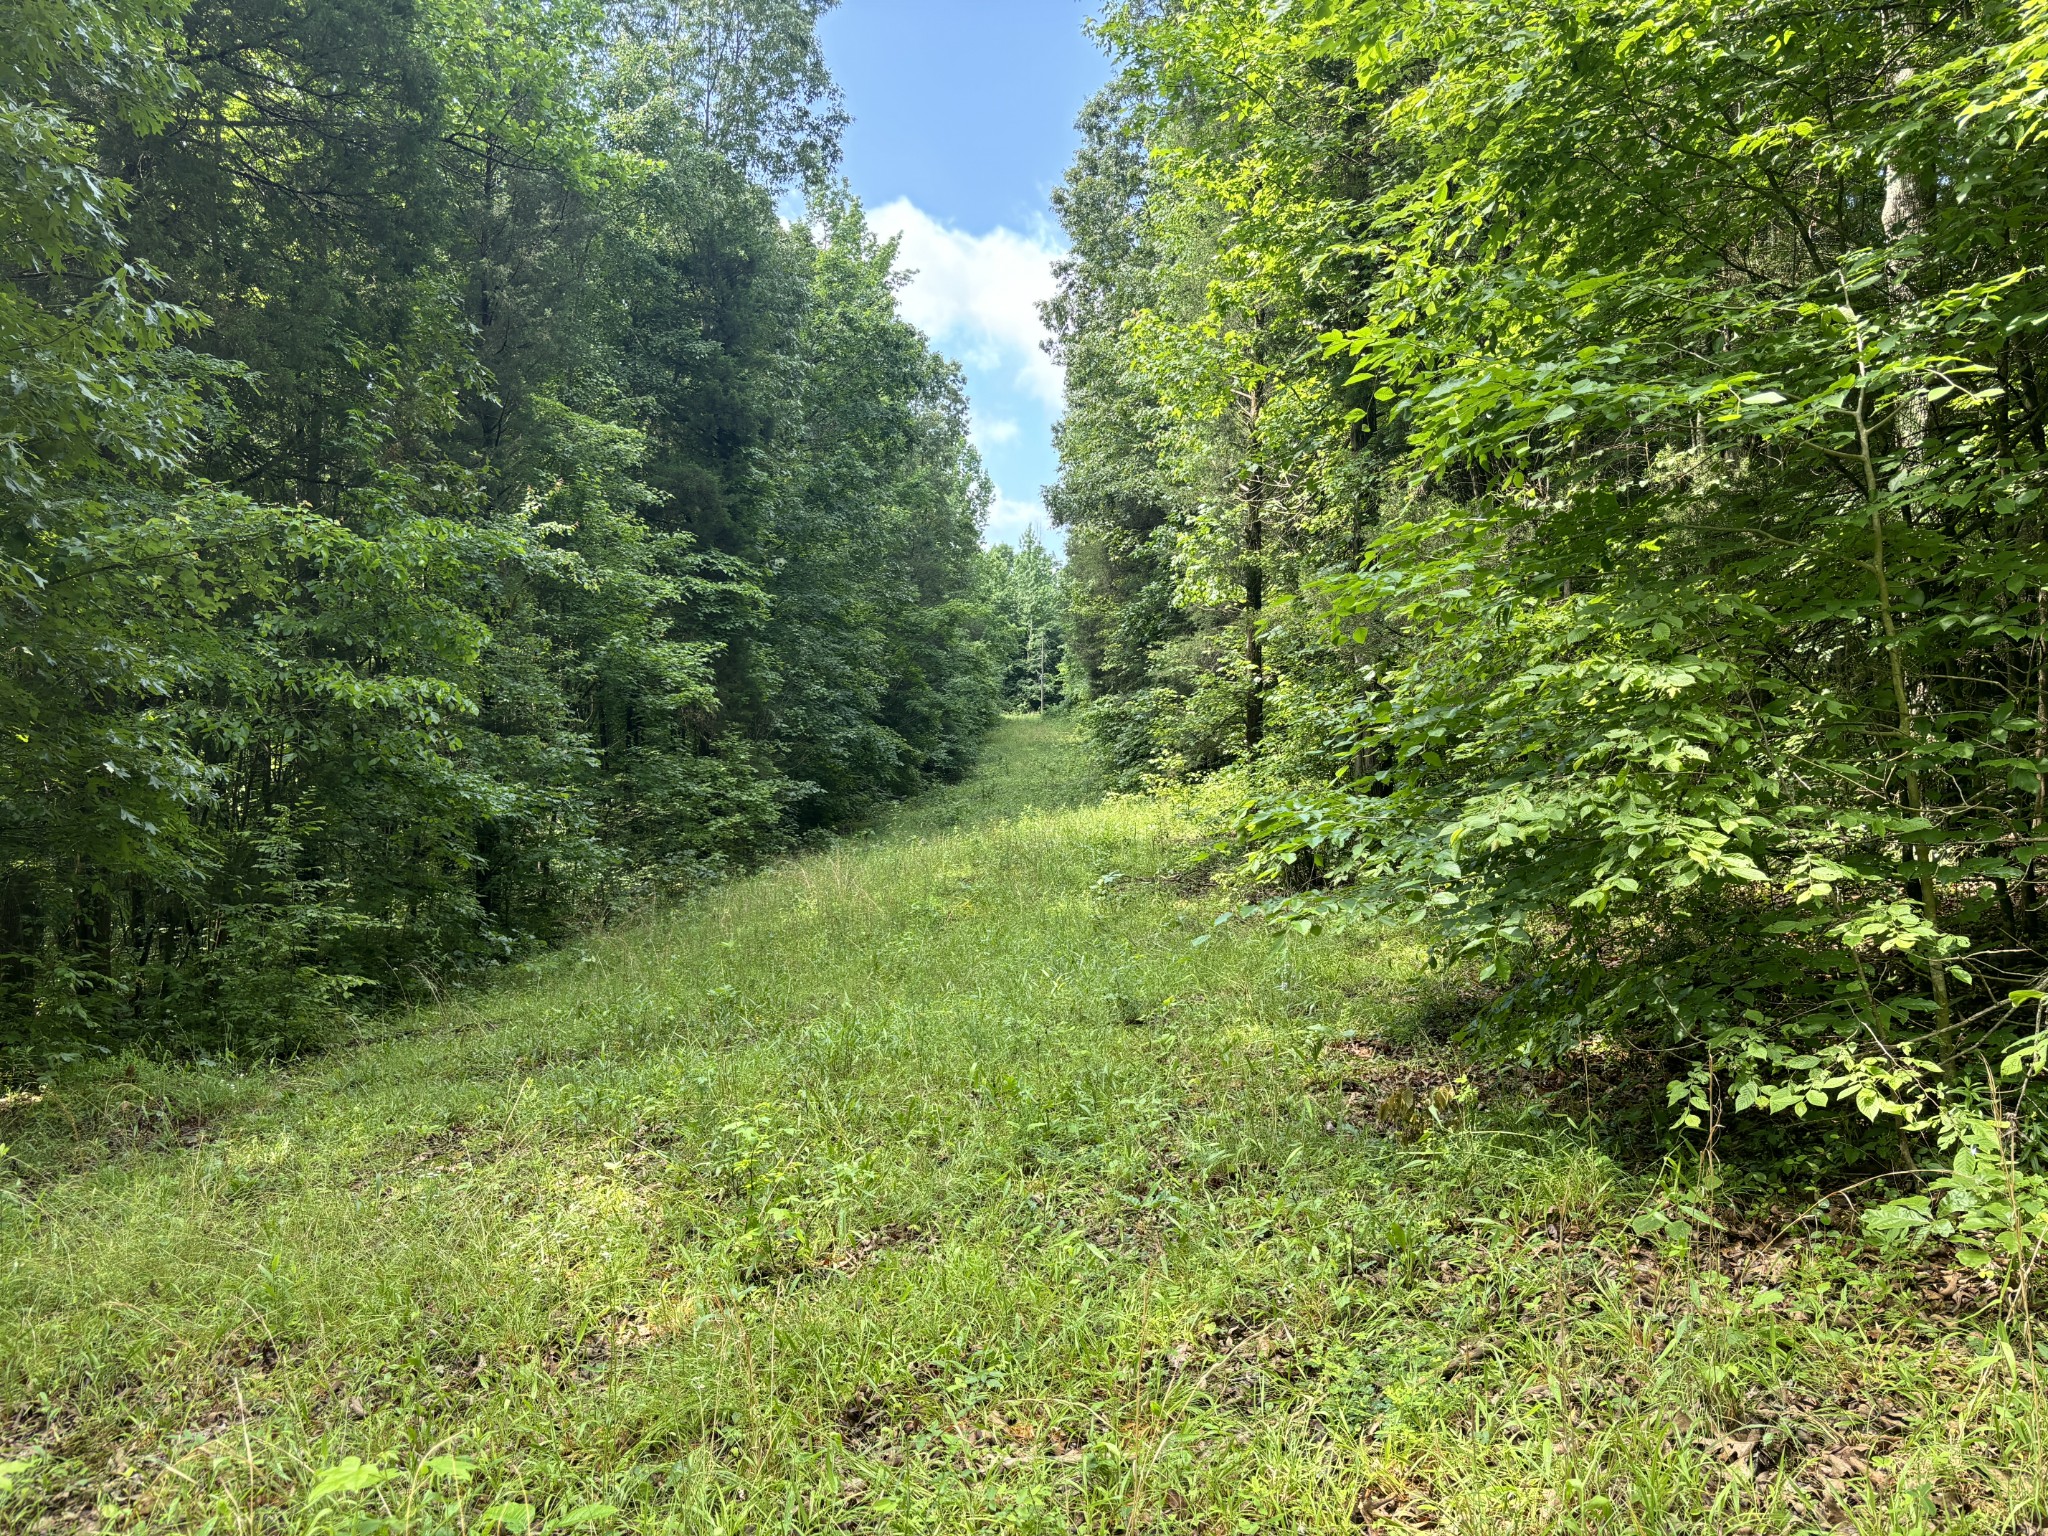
[2,718,2043,1534]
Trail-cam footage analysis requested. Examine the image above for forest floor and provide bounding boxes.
[4,716,2045,1535]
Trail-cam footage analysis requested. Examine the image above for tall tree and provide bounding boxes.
[984,530,1066,713]
[2,0,1000,1070]
[606,0,847,190]
[1067,0,2048,1222]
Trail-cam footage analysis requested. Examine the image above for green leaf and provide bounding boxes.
[307,1459,398,1505]
[549,1506,620,1531]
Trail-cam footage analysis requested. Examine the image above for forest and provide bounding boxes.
[1054,0,2048,1253]
[10,0,2048,1529]
[1,0,1067,1069]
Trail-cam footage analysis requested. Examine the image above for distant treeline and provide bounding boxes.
[3,0,1025,1067]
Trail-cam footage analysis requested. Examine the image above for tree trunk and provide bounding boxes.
[1877,15,1956,1057]
[2028,587,2048,939]
[1883,53,1930,470]
[1243,377,1268,756]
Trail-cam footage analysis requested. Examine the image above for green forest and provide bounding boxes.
[0,0,1138,1073]
[10,0,2048,1529]
[1055,0,2048,1250]
[5,0,1041,1065]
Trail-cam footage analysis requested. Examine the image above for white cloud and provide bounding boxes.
[870,199,1064,412]
[976,416,1022,447]
[984,495,1062,553]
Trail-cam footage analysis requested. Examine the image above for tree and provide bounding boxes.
[1065,0,2048,1229]
[3,0,999,1069]
[606,0,847,191]
[983,529,1066,713]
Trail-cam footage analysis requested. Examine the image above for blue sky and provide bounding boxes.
[817,0,1113,549]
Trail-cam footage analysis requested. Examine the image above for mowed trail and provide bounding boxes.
[3,719,2027,1534]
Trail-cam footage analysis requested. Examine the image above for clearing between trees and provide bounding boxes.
[3,719,2040,1533]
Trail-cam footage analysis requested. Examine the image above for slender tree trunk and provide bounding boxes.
[478,134,499,366]
[1243,379,1268,756]
[1883,50,1930,475]
[1346,411,1370,571]
[2028,587,2048,939]
[1244,482,1266,754]
[1878,9,1956,1060]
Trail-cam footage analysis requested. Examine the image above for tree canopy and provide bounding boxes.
[1,0,1000,1067]
[1054,0,2048,1253]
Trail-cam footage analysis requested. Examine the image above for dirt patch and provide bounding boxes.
[1354,1481,1441,1532]
[1327,1040,1470,1141]
[835,1385,897,1450]
[825,1224,926,1275]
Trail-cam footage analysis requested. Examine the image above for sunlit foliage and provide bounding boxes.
[0,0,998,1067]
[1058,0,2048,1241]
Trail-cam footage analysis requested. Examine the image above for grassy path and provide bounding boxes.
[2,718,2038,1533]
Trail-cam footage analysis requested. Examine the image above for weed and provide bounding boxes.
[1,720,2042,1533]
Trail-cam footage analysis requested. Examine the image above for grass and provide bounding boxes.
[3,715,2045,1534]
